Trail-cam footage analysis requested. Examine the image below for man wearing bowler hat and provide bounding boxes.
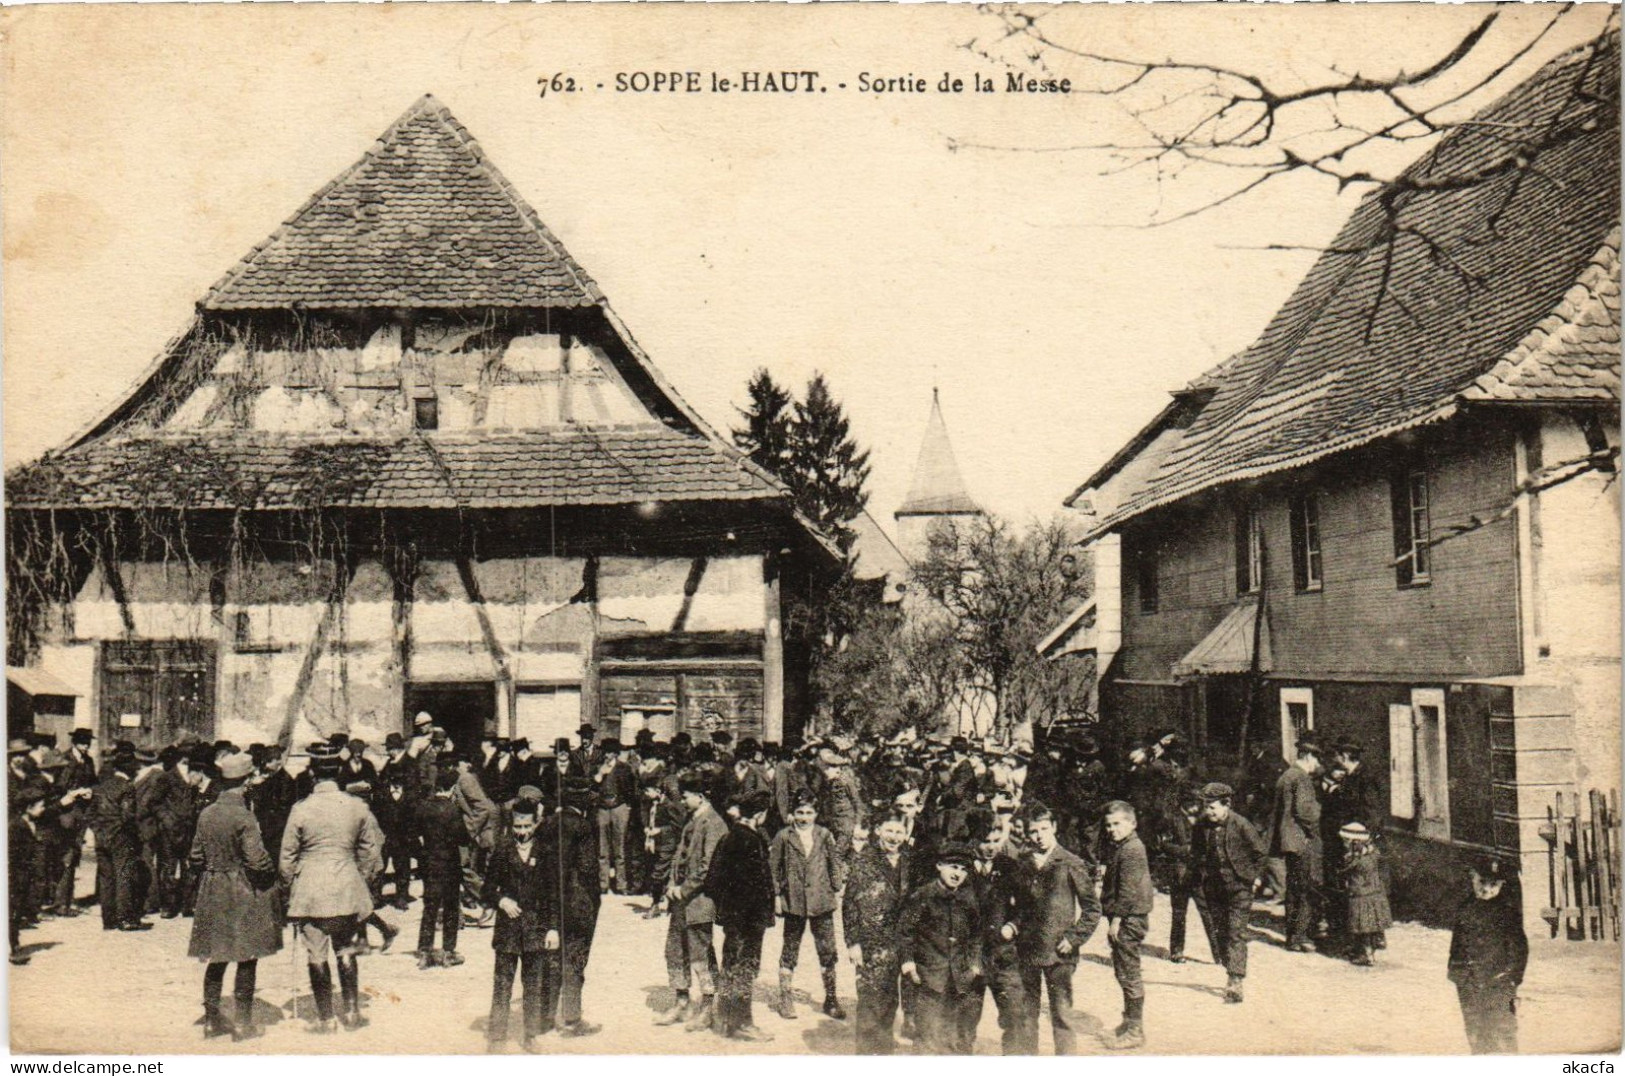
[1270,739,1325,952]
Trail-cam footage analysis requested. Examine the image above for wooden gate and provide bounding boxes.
[1539,789,1620,941]
[99,640,216,750]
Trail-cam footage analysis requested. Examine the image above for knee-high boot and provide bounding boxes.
[202,963,234,1038]
[233,961,262,1042]
[307,963,337,1032]
[821,966,846,1021]
[336,954,368,1030]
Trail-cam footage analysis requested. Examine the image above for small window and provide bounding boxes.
[1135,552,1159,614]
[233,611,251,648]
[1235,504,1263,595]
[1390,460,1431,586]
[1289,493,1323,592]
[1279,686,1314,762]
[413,395,439,431]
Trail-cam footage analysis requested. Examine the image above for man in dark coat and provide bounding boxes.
[1321,739,1385,951]
[483,798,554,1052]
[843,810,913,1054]
[188,753,282,1041]
[371,767,416,909]
[1100,800,1155,1050]
[415,767,471,966]
[1190,782,1266,1003]
[538,778,603,1037]
[249,746,298,863]
[899,841,984,1055]
[53,728,98,916]
[705,789,777,1042]
[1449,858,1528,1053]
[965,812,1032,1055]
[1011,801,1100,1055]
[149,747,196,919]
[593,739,637,894]
[92,755,150,931]
[1269,742,1324,951]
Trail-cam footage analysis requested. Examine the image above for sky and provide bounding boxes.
[2,4,1610,528]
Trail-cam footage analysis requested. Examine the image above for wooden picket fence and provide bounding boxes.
[1539,789,1620,941]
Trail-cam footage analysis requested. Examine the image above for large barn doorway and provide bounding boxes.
[404,681,496,755]
[99,641,216,750]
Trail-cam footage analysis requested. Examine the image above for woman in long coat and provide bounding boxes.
[188,753,282,1041]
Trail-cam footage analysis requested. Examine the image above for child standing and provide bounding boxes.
[898,843,984,1055]
[1448,857,1528,1053]
[415,767,471,968]
[1339,823,1390,966]
[1101,801,1153,1049]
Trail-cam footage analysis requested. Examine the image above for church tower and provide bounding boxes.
[894,389,982,563]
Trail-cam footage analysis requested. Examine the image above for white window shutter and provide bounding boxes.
[1389,703,1415,819]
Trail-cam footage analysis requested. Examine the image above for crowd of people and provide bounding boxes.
[5,718,1531,1054]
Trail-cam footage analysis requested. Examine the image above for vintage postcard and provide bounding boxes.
[2,2,1619,1060]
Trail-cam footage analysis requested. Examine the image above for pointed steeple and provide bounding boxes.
[896,389,980,518]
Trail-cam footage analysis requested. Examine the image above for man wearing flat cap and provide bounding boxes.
[1269,740,1324,953]
[1189,783,1266,1003]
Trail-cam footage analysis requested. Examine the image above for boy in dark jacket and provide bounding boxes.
[1100,801,1154,1049]
[416,768,471,967]
[1189,782,1266,1003]
[844,811,913,1054]
[705,790,777,1042]
[899,842,983,1055]
[966,813,1031,1055]
[483,799,554,1052]
[10,787,47,964]
[1448,858,1528,1053]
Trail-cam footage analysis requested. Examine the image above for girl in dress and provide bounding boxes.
[1339,823,1391,965]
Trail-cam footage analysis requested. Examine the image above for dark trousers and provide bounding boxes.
[663,901,717,995]
[1018,961,1079,1055]
[380,835,413,901]
[54,828,85,911]
[417,874,460,952]
[96,845,140,927]
[963,951,1032,1054]
[1110,914,1148,1018]
[917,985,979,1055]
[1168,879,1214,959]
[854,947,901,1055]
[489,951,547,1041]
[719,923,766,1034]
[155,844,186,916]
[1457,981,1518,1054]
[779,911,838,970]
[543,936,593,1026]
[1199,882,1252,979]
[1283,849,1320,945]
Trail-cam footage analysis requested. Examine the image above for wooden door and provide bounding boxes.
[99,641,216,749]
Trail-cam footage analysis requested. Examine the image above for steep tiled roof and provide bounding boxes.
[202,95,601,310]
[5,429,781,511]
[1089,33,1620,536]
[1462,226,1620,403]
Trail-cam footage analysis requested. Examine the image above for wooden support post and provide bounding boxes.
[762,554,784,744]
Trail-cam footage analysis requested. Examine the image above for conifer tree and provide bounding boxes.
[787,372,871,551]
[732,368,794,477]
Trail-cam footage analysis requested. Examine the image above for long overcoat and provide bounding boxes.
[769,824,845,917]
[279,783,383,919]
[188,786,284,963]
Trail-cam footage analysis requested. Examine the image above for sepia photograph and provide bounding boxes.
[1,1,1620,1061]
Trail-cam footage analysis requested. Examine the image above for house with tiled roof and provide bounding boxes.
[1063,34,1619,923]
[5,95,836,752]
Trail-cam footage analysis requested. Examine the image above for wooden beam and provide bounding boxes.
[763,553,784,743]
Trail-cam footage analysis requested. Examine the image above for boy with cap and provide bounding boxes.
[965,811,1032,1055]
[10,787,48,963]
[1100,800,1153,1049]
[898,841,984,1054]
[705,789,777,1041]
[415,767,472,967]
[655,774,729,1031]
[1270,740,1325,952]
[1448,857,1528,1053]
[1189,782,1266,1003]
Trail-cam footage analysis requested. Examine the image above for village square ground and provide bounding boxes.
[8,862,1619,1056]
